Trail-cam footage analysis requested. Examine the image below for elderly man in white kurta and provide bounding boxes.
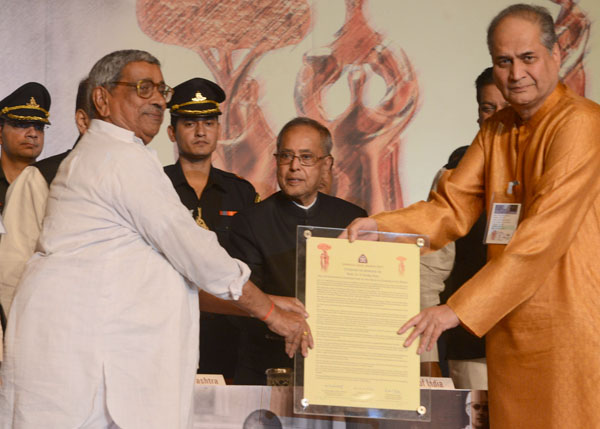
[0,50,312,429]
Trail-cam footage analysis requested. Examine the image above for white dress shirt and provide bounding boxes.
[0,119,250,429]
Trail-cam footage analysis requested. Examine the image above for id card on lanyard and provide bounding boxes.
[484,181,521,245]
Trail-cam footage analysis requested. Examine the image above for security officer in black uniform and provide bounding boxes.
[0,82,51,214]
[164,77,259,381]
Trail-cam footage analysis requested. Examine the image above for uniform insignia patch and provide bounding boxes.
[192,92,206,102]
[195,207,209,230]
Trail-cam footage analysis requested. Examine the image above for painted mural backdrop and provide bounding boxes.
[138,0,418,213]
[137,0,589,213]
[0,1,596,209]
[554,0,590,94]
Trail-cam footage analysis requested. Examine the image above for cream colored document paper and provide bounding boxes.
[303,236,420,411]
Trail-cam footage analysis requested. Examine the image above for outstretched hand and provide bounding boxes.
[339,217,379,242]
[265,306,314,358]
[236,281,314,357]
[398,304,460,354]
[268,295,309,319]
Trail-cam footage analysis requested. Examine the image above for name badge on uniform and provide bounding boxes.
[219,210,237,216]
[485,203,521,244]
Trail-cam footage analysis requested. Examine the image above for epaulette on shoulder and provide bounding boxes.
[219,169,253,185]
[213,168,259,201]
[233,172,250,183]
[231,172,261,203]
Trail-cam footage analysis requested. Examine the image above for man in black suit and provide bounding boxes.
[228,117,367,384]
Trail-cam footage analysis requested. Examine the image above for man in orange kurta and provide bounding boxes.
[347,5,600,428]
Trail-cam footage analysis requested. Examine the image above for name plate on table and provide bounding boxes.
[420,377,455,390]
[294,226,432,422]
[196,374,226,385]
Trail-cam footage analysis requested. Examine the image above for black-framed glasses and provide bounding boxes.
[5,120,46,132]
[112,79,174,102]
[274,152,330,166]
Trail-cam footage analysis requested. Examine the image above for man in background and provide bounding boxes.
[165,77,259,381]
[0,82,51,213]
[0,78,90,321]
[228,117,367,384]
[0,81,51,343]
[475,67,510,126]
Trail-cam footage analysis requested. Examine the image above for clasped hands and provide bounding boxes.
[264,295,314,358]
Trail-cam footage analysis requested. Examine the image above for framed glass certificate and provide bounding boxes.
[294,226,431,421]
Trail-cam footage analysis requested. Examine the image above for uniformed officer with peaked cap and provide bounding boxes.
[164,77,258,380]
[0,81,51,334]
[0,82,51,213]
[168,77,225,119]
[0,82,51,125]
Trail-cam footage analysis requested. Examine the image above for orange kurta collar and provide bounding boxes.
[523,83,567,128]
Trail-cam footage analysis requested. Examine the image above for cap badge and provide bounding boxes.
[192,92,207,102]
[27,97,40,108]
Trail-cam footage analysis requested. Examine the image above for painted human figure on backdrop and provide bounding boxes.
[552,0,590,95]
[136,0,417,214]
[137,0,311,196]
[294,0,418,213]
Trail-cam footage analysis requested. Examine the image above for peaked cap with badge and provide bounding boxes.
[168,78,225,119]
[0,82,51,125]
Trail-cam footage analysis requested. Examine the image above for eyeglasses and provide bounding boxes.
[274,152,330,166]
[112,79,174,102]
[5,120,46,132]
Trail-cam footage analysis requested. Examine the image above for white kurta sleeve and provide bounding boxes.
[0,166,49,315]
[106,145,250,300]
